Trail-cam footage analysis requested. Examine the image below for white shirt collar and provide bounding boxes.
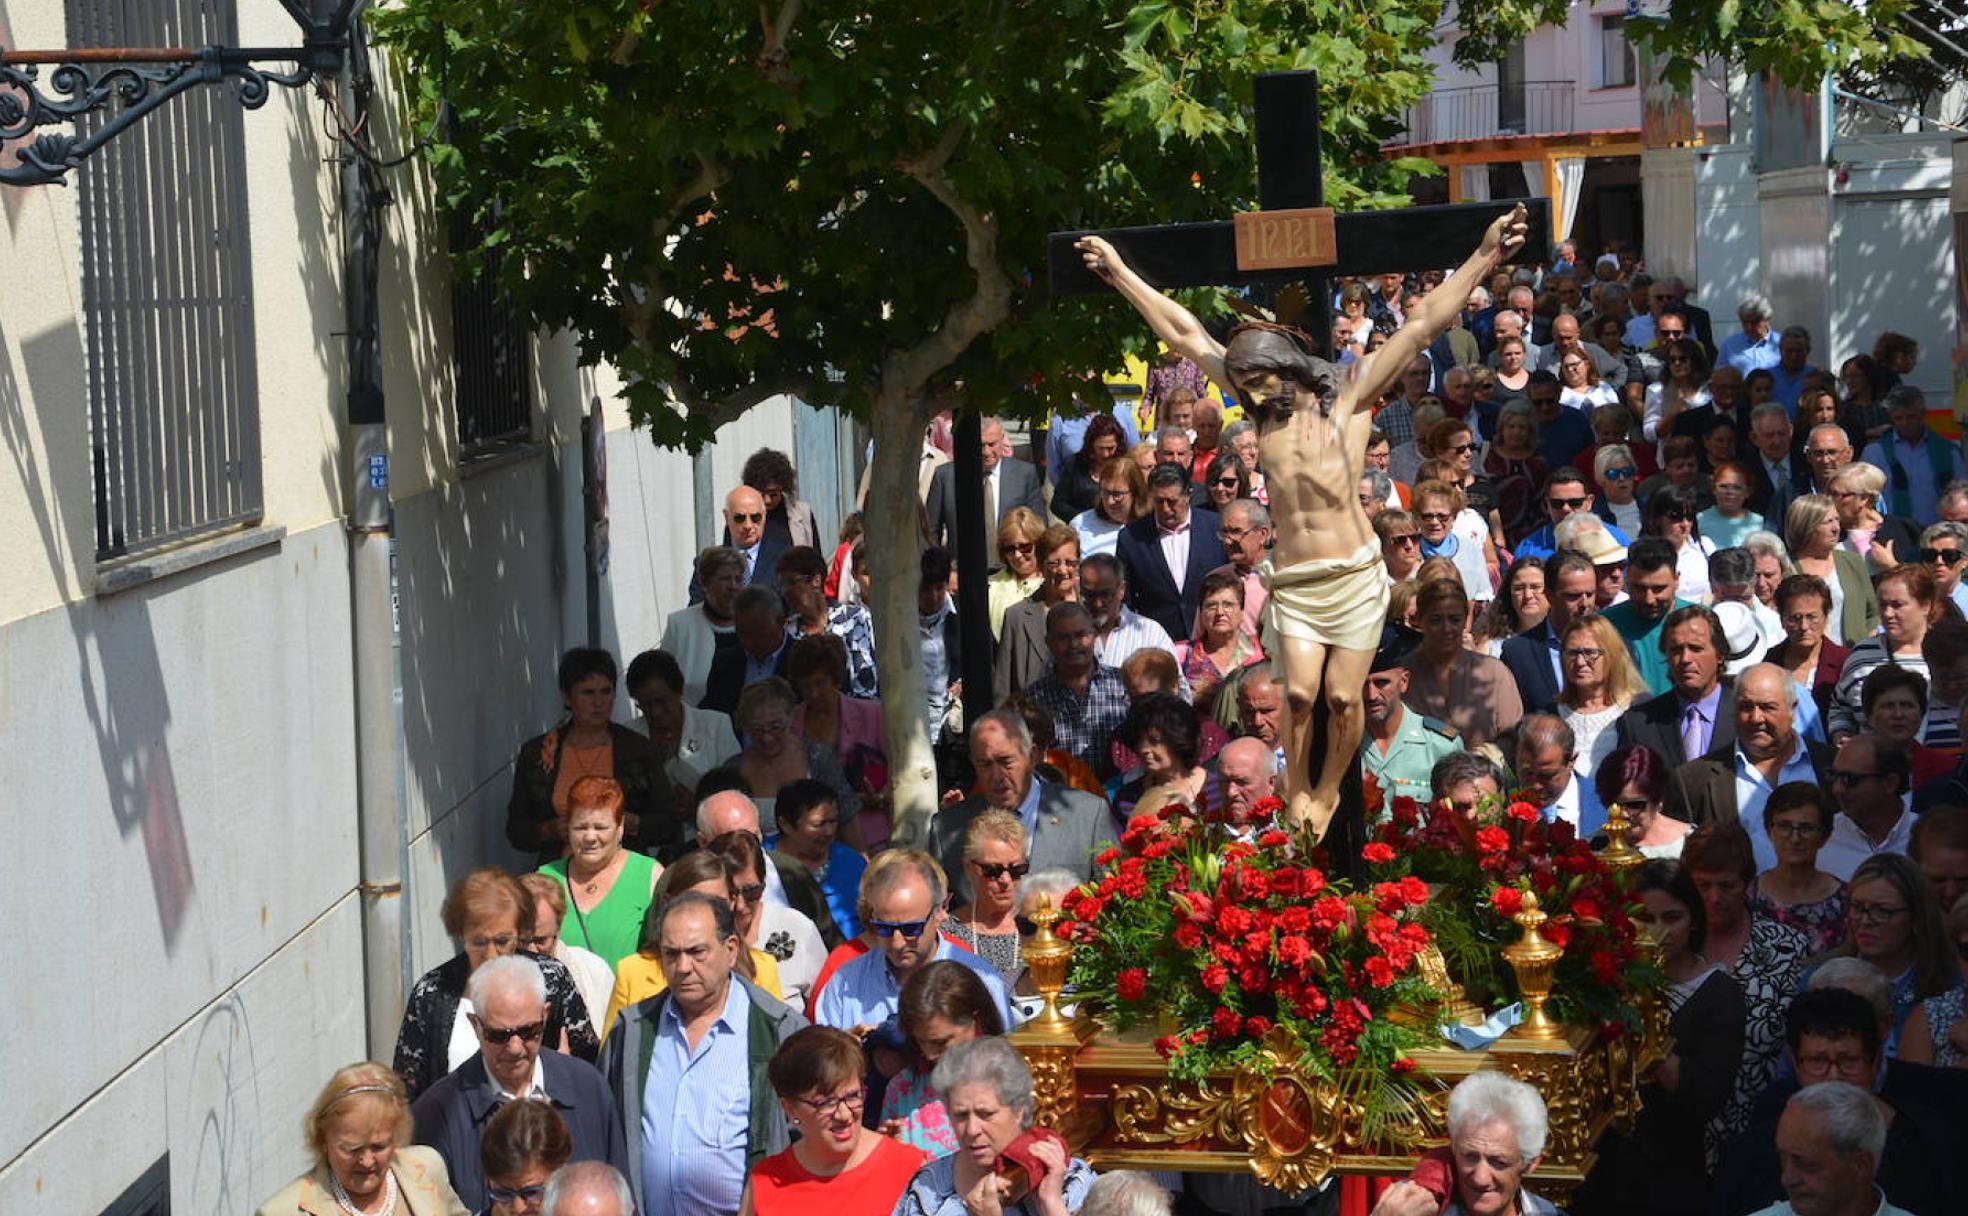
[492,1056,547,1104]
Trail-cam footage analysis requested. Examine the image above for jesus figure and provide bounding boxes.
[1075,203,1528,839]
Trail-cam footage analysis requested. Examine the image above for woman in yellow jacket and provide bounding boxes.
[257,1062,468,1216]
[602,848,782,1038]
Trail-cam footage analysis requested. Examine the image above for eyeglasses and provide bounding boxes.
[1215,477,1242,488]
[1612,797,1652,813]
[518,932,557,952]
[1781,611,1824,626]
[1920,548,1966,566]
[488,1185,548,1206]
[1562,647,1603,662]
[971,861,1031,881]
[1004,542,1035,555]
[1603,466,1636,480]
[1796,1052,1871,1076]
[1848,901,1908,926]
[1444,442,1476,454]
[867,917,932,940]
[1769,821,1823,839]
[1548,497,1587,511]
[1661,510,1695,522]
[1830,770,1885,786]
[478,1019,546,1045]
[731,882,767,904]
[794,1086,869,1117]
[467,934,518,953]
[730,512,765,523]
[1220,525,1261,543]
[1417,511,1453,524]
[1388,533,1420,547]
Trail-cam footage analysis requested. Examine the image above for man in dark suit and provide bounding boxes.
[925,415,1045,566]
[690,485,786,602]
[1115,463,1228,640]
[1744,401,1811,517]
[700,585,791,715]
[1614,604,1739,768]
[410,955,628,1211]
[1665,663,1834,867]
[930,708,1116,905]
[1150,425,1214,510]
[1500,551,1598,713]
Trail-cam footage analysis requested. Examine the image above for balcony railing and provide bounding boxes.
[1390,81,1577,145]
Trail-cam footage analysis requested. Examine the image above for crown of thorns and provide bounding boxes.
[1225,320,1321,353]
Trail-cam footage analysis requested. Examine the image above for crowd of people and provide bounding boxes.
[261,246,1968,1216]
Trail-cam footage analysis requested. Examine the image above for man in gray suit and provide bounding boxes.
[930,709,1116,903]
[926,416,1046,567]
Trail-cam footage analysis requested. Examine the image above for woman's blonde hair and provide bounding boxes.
[1784,494,1838,557]
[1558,615,1648,710]
[1829,461,1886,498]
[1592,444,1636,486]
[302,1062,412,1168]
[995,507,1047,565]
[518,871,567,921]
[962,809,1028,861]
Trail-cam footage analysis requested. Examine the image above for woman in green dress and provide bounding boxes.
[537,776,662,968]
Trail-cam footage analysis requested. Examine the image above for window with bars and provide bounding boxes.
[451,214,533,459]
[72,0,263,561]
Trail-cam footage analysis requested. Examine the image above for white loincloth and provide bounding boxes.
[1260,542,1389,652]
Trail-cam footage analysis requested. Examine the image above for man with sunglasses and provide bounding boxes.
[930,709,1113,904]
[413,955,628,1211]
[690,486,784,602]
[1816,734,1915,882]
[813,850,1013,1035]
[599,891,807,1216]
[1512,468,1628,562]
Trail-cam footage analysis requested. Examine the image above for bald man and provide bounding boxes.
[692,485,786,601]
[1665,663,1835,869]
[696,789,843,946]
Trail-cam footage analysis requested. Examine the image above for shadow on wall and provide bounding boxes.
[0,316,197,950]
[288,92,346,516]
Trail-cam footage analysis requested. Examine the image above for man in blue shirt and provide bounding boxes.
[1719,295,1781,375]
[1767,325,1819,413]
[1527,372,1594,471]
[1863,385,1965,524]
[1512,468,1629,562]
[767,778,866,938]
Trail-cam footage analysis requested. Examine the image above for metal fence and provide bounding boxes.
[72,0,263,560]
[1392,81,1578,145]
[451,215,532,457]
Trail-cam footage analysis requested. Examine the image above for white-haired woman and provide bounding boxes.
[1828,461,1922,572]
[257,1062,469,1216]
[1370,1072,1561,1216]
[1591,443,1645,537]
[893,1038,1097,1216]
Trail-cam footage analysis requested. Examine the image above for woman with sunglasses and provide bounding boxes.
[1784,495,1878,647]
[1411,478,1498,611]
[879,962,1009,1158]
[1593,745,1691,858]
[1827,564,1943,744]
[479,1095,572,1216]
[1746,782,1847,954]
[944,811,1032,984]
[746,1026,927,1216]
[986,508,1048,641]
[1822,853,1962,1042]
[711,829,828,1007]
[1201,450,1249,512]
[1642,485,1715,602]
[602,850,782,1036]
[1643,337,1713,444]
[1698,461,1763,551]
[1827,461,1922,574]
[1480,400,1547,546]
[1592,443,1647,537]
[1559,615,1649,782]
[1423,419,1507,553]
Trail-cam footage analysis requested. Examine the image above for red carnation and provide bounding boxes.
[1256,828,1291,848]
[1491,886,1525,916]
[1174,922,1205,950]
[1573,897,1604,923]
[1390,1057,1417,1074]
[1244,1015,1274,1037]
[1154,1034,1180,1059]
[1400,875,1430,906]
[1212,1005,1242,1038]
[1280,905,1313,934]
[1361,842,1396,865]
[1095,847,1120,867]
[1116,968,1148,1001]
[1507,801,1540,824]
[1476,826,1512,854]
[1364,956,1395,987]
[1276,934,1314,967]
[1201,963,1230,994]
[1590,950,1619,984]
[1544,920,1573,948]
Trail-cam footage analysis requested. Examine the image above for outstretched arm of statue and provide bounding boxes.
[1074,235,1230,394]
[1348,203,1529,416]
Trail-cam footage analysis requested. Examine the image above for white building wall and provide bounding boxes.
[1826,134,1954,393]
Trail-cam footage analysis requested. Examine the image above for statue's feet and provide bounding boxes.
[1286,789,1335,842]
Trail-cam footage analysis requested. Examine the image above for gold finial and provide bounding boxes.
[1596,799,1644,872]
[1021,894,1075,1030]
[1500,890,1567,1040]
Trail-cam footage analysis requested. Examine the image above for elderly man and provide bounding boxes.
[698,586,790,716]
[1816,734,1915,882]
[1237,660,1284,753]
[542,1162,635,1216]
[1218,736,1279,823]
[597,892,805,1216]
[1371,1072,1563,1216]
[1500,551,1596,714]
[690,487,783,600]
[1746,403,1808,516]
[813,850,1012,1031]
[1711,548,1784,658]
[697,790,839,945]
[1757,1084,1912,1216]
[410,956,627,1210]
[1211,498,1272,641]
[1537,311,1626,386]
[1720,295,1782,373]
[1074,554,1181,675]
[1430,751,1507,821]
[925,415,1045,564]
[1360,469,1394,523]
[1767,325,1818,411]
[1115,463,1227,641]
[930,709,1113,900]
[1361,626,1459,808]
[1664,663,1833,870]
[1772,423,1858,526]
[1862,386,1966,523]
[1517,714,1604,834]
[1023,602,1131,777]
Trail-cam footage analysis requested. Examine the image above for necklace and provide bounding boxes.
[329,1169,397,1216]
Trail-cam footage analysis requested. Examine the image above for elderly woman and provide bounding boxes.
[788,634,887,846]
[1741,530,1791,611]
[1370,1072,1562,1216]
[257,1063,468,1216]
[893,1037,1096,1216]
[1113,693,1220,823]
[1426,420,1504,541]
[1829,461,1922,572]
[1591,443,1646,537]
[1175,569,1262,711]
[881,962,1009,1157]
[1557,615,1648,780]
[744,1026,927,1216]
[1828,564,1943,743]
[1403,579,1524,750]
[660,546,747,705]
[1201,449,1249,512]
[1413,479,1496,609]
[742,447,818,550]
[628,647,741,809]
[1376,509,1423,583]
[711,829,827,1007]
[1784,495,1878,647]
[1072,456,1144,557]
[517,872,615,1039]
[507,647,675,861]
[480,1095,572,1216]
[603,850,782,1033]
[1746,781,1847,954]
[945,811,1031,984]
[1049,414,1128,525]
[1863,664,1955,786]
[1480,401,1547,546]
[719,677,860,827]
[1764,574,1848,735]
[1825,853,1963,1040]
[995,525,1083,702]
[536,776,661,968]
[1222,420,1266,500]
[1593,745,1690,858]
[987,507,1048,640]
[392,869,598,1101]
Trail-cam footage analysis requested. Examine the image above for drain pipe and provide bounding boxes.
[339,12,410,1059]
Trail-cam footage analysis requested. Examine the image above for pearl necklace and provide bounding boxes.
[330,1169,398,1216]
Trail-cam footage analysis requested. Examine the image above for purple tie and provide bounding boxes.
[1682,702,1704,761]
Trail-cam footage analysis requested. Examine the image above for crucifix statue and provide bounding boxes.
[1054,71,1535,845]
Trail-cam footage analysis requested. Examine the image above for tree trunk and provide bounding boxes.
[866,390,939,846]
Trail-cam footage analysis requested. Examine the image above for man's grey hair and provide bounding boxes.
[1430,750,1506,799]
[1493,308,1524,331]
[1518,713,1575,759]
[1740,530,1791,568]
[1508,286,1535,309]
[1467,286,1492,310]
[1884,383,1926,412]
[931,1036,1036,1123]
[542,1161,634,1216]
[1020,868,1082,915]
[1779,324,1812,346]
[1446,1071,1548,1162]
[1361,469,1395,504]
[861,848,947,910]
[1551,513,1607,551]
[1749,401,1791,428]
[1807,957,1893,1025]
[1221,419,1256,445]
[1921,520,1968,547]
[1590,401,1634,430]
[1223,498,1271,530]
[465,953,547,1013]
[1594,282,1629,310]
[1155,424,1190,445]
[972,708,1034,755]
[1808,422,1851,448]
[1709,547,1756,589]
[1080,1171,1174,1216]
[1737,294,1773,322]
[696,790,761,840]
[1785,1082,1886,1165]
[733,584,786,620]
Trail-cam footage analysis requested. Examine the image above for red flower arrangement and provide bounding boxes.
[1055,793,1436,1087]
[1363,785,1663,1037]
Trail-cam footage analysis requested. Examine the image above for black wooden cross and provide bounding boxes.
[1048,71,1550,348]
